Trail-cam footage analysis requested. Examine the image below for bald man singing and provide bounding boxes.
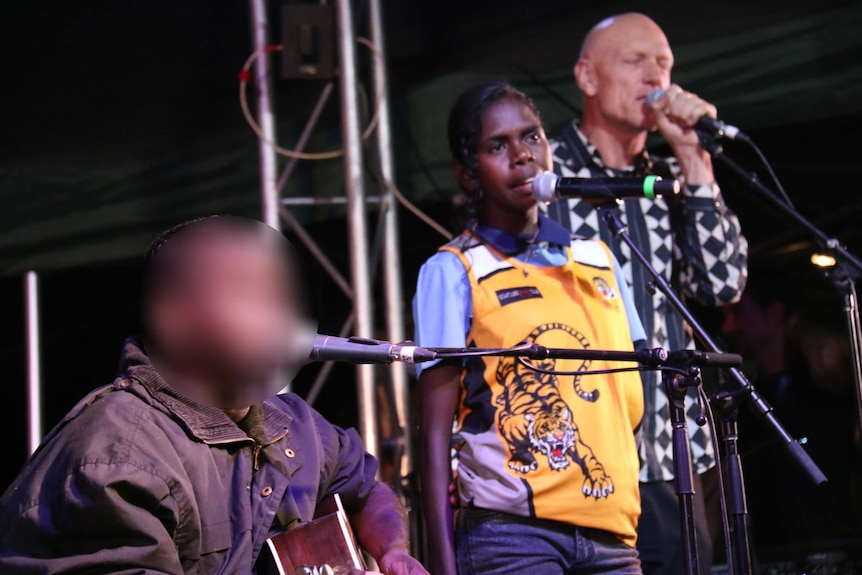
[544,13,749,575]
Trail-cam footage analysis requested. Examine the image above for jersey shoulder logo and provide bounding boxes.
[592,276,617,300]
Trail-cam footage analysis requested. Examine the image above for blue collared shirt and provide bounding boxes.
[412,215,645,377]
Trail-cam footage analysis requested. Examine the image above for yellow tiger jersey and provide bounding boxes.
[442,231,645,547]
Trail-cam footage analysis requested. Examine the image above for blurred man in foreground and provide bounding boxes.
[545,12,749,574]
[0,215,428,575]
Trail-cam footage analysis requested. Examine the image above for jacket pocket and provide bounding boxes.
[179,520,233,573]
[200,520,233,555]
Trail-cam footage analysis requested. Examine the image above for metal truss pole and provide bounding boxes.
[368,0,412,487]
[24,271,42,454]
[255,0,402,465]
[335,0,379,458]
[249,0,282,231]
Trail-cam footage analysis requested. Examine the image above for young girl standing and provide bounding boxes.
[413,81,646,575]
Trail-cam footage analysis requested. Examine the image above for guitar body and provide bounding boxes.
[263,493,368,575]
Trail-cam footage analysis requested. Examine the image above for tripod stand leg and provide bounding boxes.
[664,371,702,575]
[711,390,755,575]
[721,419,754,575]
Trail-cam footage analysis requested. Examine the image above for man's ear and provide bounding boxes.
[451,159,476,192]
[575,58,597,97]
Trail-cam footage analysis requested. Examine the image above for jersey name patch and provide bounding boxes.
[496,286,542,306]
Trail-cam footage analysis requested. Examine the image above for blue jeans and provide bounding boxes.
[455,507,642,575]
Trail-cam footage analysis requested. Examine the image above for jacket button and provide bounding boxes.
[285,448,295,459]
[261,486,273,497]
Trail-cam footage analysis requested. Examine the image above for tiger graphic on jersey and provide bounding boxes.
[495,322,614,499]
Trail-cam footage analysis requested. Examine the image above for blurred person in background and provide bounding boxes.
[721,263,862,548]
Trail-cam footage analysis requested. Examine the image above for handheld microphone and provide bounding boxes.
[646,88,746,141]
[308,334,438,364]
[531,171,679,203]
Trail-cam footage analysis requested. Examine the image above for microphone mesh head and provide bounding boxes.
[531,171,559,202]
[646,88,665,107]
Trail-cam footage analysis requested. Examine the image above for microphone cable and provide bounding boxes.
[736,135,796,209]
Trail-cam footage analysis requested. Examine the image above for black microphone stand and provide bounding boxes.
[596,204,828,575]
[709,383,753,575]
[698,131,862,443]
[430,342,668,364]
[660,352,711,575]
[655,349,746,575]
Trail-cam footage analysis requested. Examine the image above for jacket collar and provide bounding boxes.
[118,337,292,445]
[473,214,571,255]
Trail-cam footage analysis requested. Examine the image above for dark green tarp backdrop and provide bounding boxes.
[2,0,862,276]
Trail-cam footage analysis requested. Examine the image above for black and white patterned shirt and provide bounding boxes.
[545,121,749,482]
